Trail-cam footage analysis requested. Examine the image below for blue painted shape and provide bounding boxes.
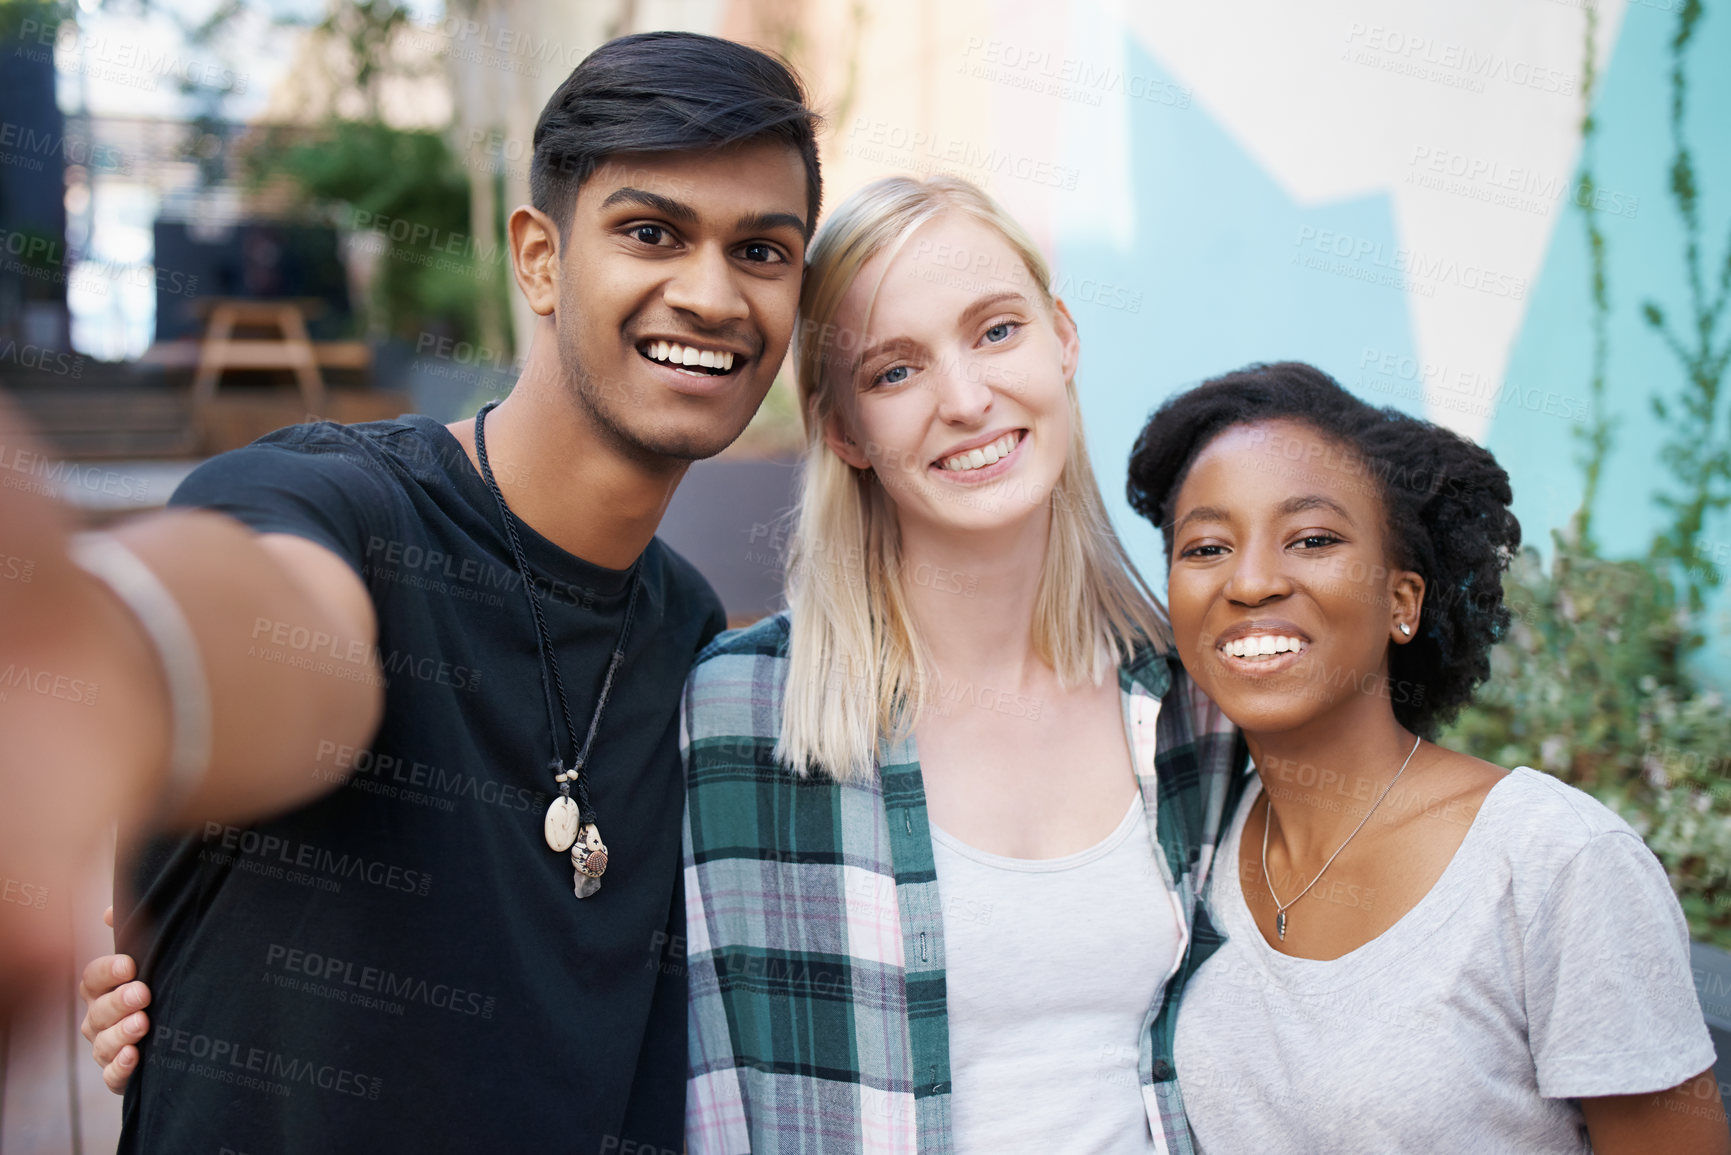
[1057,41,1424,592]
[1489,0,1731,673]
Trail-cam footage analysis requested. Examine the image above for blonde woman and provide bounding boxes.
[681,176,1246,1153]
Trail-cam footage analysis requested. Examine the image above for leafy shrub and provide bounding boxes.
[245,121,498,344]
[1444,543,1731,945]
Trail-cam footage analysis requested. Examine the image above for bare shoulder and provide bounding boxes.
[1427,743,1510,790]
[1396,742,1510,832]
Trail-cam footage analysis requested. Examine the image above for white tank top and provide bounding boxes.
[931,794,1180,1154]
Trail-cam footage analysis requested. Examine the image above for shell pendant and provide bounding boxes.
[572,823,608,899]
[1276,911,1287,941]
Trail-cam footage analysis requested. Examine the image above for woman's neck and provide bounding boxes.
[1245,698,1423,864]
[896,510,1050,684]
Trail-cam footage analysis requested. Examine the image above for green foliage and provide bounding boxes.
[195,0,503,348]
[246,120,500,344]
[1569,1,1614,554]
[1443,545,1731,945]
[0,0,73,42]
[310,0,420,119]
[1639,0,1731,613]
[1485,0,1731,946]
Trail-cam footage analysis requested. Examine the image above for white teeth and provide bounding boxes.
[1221,635,1306,659]
[940,432,1021,472]
[642,342,737,373]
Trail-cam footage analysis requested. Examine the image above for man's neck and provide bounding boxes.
[447,342,689,570]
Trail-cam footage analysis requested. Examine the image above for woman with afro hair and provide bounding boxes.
[1128,361,1727,1154]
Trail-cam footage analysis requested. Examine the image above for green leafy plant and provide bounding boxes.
[1447,0,1731,947]
[213,0,506,348]
[1442,547,1731,944]
[244,119,500,345]
[1642,0,1731,613]
[1569,0,1614,555]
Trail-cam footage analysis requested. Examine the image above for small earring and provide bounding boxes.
[1398,622,1412,636]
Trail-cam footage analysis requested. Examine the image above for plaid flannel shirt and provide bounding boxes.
[682,612,1249,1154]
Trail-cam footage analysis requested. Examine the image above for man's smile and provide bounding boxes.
[636,338,746,377]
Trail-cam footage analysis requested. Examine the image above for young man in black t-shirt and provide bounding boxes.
[58,31,821,1153]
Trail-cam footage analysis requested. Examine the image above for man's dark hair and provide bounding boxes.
[531,31,823,237]
[1125,361,1522,738]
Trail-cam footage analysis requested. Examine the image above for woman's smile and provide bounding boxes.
[1212,621,1314,677]
[931,428,1028,484]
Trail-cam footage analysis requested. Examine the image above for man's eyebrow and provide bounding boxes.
[1172,504,1231,536]
[597,187,697,224]
[736,210,807,237]
[1277,493,1355,524]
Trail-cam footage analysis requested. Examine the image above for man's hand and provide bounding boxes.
[78,907,150,1095]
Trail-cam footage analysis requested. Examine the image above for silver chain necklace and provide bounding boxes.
[1261,733,1422,941]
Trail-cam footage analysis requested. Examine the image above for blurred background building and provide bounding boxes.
[2,1,1728,1150]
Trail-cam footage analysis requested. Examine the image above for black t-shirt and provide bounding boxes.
[117,416,724,1154]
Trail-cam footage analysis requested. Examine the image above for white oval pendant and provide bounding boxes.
[544,795,580,852]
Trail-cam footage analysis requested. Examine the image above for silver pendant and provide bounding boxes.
[571,823,608,899]
[1276,911,1287,940]
[544,794,580,852]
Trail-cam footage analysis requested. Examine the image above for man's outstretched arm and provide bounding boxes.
[0,409,383,1004]
[6,492,384,827]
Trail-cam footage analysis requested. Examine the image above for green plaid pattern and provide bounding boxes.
[683,613,1249,1153]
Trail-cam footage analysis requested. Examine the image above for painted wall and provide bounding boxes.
[785,0,1728,673]
[1488,0,1731,672]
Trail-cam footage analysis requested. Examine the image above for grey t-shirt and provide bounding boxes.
[1174,766,1715,1154]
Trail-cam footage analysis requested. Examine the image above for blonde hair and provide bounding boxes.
[779,176,1168,780]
